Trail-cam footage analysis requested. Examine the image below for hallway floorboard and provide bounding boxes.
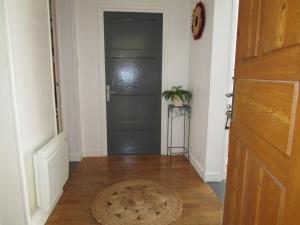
[46,156,223,225]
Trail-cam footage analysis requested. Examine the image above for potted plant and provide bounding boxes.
[162,86,192,106]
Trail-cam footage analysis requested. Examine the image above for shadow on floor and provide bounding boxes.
[69,161,78,174]
[208,182,226,203]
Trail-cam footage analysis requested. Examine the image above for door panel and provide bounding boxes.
[112,96,157,123]
[234,80,298,156]
[225,122,290,225]
[224,0,300,224]
[109,129,158,155]
[110,59,159,87]
[223,138,248,225]
[239,152,262,225]
[257,170,285,225]
[259,0,300,53]
[104,12,162,155]
[110,18,157,50]
[236,46,300,81]
[236,0,261,60]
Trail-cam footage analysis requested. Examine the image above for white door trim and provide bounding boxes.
[96,4,170,156]
[223,0,239,179]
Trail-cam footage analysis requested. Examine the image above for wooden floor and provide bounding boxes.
[46,156,223,225]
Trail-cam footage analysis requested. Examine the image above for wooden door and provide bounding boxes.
[223,0,300,225]
[104,12,162,155]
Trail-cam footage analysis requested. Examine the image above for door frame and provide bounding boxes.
[97,4,170,156]
[49,0,64,133]
[223,0,240,179]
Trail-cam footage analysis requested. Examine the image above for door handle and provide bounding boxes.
[225,77,236,130]
[106,85,117,102]
[225,92,234,98]
[225,92,234,129]
[225,104,232,130]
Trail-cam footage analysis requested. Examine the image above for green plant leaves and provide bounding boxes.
[162,86,192,103]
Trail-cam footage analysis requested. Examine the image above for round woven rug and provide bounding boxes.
[91,180,183,225]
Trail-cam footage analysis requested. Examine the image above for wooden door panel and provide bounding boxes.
[239,152,262,225]
[233,122,289,183]
[234,80,298,156]
[236,0,261,60]
[236,46,300,81]
[284,97,300,224]
[257,170,286,225]
[223,138,248,225]
[226,125,288,225]
[259,0,300,54]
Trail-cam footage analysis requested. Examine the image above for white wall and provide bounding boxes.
[74,0,191,156]
[4,0,57,220]
[0,1,27,224]
[55,0,82,162]
[205,0,234,180]
[188,0,215,180]
[188,0,235,181]
[0,42,27,225]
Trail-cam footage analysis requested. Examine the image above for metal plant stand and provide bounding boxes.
[167,104,191,161]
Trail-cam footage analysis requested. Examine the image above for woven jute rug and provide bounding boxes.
[91,180,183,225]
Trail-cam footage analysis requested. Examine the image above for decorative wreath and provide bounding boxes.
[192,2,205,40]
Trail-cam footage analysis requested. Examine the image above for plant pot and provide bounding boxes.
[172,95,183,107]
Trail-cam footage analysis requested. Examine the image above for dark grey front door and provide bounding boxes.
[104,12,162,155]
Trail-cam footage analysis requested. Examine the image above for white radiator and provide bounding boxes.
[34,132,69,213]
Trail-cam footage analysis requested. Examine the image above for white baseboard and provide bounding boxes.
[189,153,206,181]
[189,153,224,182]
[204,172,224,182]
[30,191,62,225]
[161,149,167,155]
[69,153,82,162]
[82,150,103,157]
[31,210,48,225]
